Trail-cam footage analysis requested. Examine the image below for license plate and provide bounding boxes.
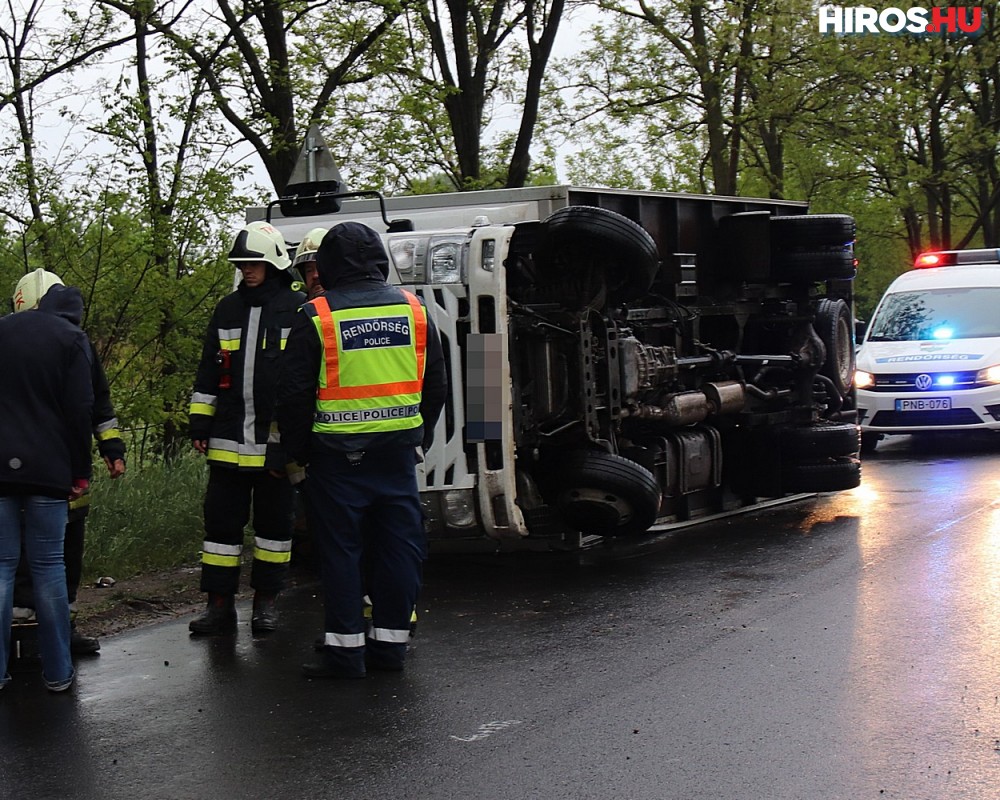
[895,397,952,411]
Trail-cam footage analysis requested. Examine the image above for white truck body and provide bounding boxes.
[251,185,861,551]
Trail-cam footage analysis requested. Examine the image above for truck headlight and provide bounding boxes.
[428,236,466,284]
[854,369,875,389]
[976,365,1000,384]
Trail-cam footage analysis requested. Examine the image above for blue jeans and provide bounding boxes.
[0,495,73,688]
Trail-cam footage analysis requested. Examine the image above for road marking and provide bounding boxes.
[450,719,522,742]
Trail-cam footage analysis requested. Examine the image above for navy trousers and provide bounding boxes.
[305,447,426,668]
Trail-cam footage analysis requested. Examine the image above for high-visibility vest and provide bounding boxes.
[309,292,428,436]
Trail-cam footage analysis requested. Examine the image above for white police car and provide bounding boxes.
[855,248,1000,452]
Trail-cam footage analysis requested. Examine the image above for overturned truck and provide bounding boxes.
[255,179,860,551]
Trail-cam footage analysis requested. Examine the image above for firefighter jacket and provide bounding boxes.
[277,222,447,465]
[189,275,305,470]
[37,287,126,515]
[0,287,93,497]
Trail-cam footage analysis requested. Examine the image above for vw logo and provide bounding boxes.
[915,374,933,390]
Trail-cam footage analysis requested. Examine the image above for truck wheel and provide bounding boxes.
[771,214,856,249]
[781,422,860,459]
[557,451,661,536]
[539,206,660,305]
[815,297,855,397]
[782,457,861,493]
[774,250,856,283]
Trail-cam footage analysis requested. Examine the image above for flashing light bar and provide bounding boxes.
[914,251,957,268]
[914,249,1000,269]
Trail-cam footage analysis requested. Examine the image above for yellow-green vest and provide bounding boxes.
[309,292,428,436]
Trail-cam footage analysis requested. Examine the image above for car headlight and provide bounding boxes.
[854,369,875,389]
[976,365,1000,385]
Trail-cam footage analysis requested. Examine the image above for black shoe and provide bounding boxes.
[251,593,279,634]
[189,593,237,636]
[365,640,406,672]
[70,628,101,655]
[302,647,365,679]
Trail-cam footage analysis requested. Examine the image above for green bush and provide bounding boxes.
[82,452,208,582]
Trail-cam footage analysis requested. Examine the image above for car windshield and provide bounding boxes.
[867,287,1000,342]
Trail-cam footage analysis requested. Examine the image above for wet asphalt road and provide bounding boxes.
[5,434,1000,799]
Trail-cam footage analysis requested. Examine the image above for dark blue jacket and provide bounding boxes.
[0,286,94,497]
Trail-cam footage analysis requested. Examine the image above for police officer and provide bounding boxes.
[188,221,305,635]
[278,221,446,678]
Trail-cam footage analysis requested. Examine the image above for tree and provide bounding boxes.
[93,0,408,196]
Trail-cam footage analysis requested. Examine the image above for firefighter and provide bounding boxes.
[188,221,305,635]
[294,227,328,300]
[277,221,447,678]
[10,269,127,655]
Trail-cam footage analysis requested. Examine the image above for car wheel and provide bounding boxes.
[860,432,881,454]
[538,206,660,306]
[557,451,662,536]
[814,298,856,397]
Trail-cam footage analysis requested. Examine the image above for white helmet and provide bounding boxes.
[293,227,328,268]
[13,269,64,312]
[228,221,291,270]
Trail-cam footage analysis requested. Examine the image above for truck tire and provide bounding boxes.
[538,206,660,305]
[815,297,855,397]
[771,214,856,250]
[782,457,861,493]
[781,422,861,459]
[557,451,662,536]
[774,250,856,283]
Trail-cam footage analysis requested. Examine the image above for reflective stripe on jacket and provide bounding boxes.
[308,292,428,436]
[188,279,305,470]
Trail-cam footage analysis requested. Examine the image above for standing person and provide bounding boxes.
[0,284,93,692]
[294,227,328,300]
[188,221,305,636]
[278,221,447,679]
[10,269,127,656]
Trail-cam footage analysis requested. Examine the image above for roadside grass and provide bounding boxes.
[81,452,207,584]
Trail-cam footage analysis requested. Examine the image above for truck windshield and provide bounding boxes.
[867,287,1000,342]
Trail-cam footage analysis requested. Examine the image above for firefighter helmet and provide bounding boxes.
[293,227,328,268]
[12,269,64,312]
[228,221,291,270]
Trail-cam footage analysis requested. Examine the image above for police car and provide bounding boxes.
[856,248,1000,452]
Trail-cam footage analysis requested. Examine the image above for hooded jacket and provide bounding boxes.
[277,222,447,464]
[38,286,126,474]
[189,272,305,470]
[0,286,94,497]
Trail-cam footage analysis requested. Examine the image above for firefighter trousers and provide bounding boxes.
[200,465,294,595]
[304,447,426,668]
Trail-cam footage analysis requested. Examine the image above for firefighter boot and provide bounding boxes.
[188,593,237,636]
[251,592,279,634]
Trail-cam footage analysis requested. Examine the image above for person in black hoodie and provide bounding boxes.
[0,284,93,692]
[187,221,305,636]
[10,269,127,656]
[278,221,447,679]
